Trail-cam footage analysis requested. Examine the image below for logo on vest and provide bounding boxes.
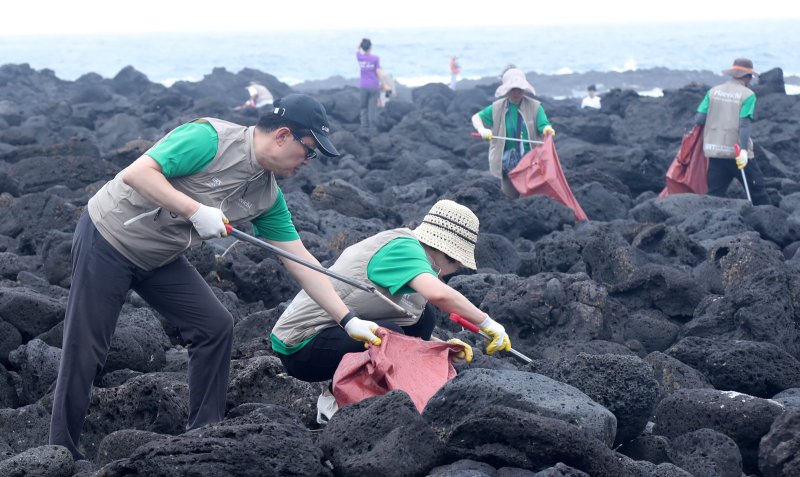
[321,125,329,133]
[235,197,253,210]
[205,177,222,189]
[711,90,743,103]
[399,295,416,309]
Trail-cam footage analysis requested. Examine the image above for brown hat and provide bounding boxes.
[722,58,758,78]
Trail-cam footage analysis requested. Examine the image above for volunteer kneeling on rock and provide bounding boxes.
[271,200,512,423]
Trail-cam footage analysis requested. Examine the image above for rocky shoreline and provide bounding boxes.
[0,62,799,476]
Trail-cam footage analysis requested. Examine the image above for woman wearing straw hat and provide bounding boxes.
[471,68,555,198]
[271,200,512,423]
[693,58,770,205]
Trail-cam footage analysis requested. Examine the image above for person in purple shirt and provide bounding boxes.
[356,38,385,132]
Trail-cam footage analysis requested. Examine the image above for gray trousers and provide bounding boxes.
[360,88,380,129]
[49,210,233,460]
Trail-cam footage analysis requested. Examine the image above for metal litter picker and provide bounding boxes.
[471,132,543,145]
[734,144,752,203]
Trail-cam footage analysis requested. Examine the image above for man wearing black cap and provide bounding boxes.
[49,94,359,460]
[695,58,770,205]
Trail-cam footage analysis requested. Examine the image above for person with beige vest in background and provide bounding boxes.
[49,94,359,460]
[471,68,555,198]
[694,58,770,205]
[271,200,513,424]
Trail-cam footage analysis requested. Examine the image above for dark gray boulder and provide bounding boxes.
[0,287,66,341]
[441,405,624,476]
[318,391,444,477]
[531,353,661,446]
[226,355,317,426]
[0,404,50,454]
[424,369,617,447]
[758,409,800,477]
[476,232,520,274]
[645,351,713,397]
[7,338,60,404]
[653,388,784,473]
[79,373,189,459]
[103,308,170,375]
[94,429,169,466]
[667,428,742,477]
[0,445,74,477]
[95,404,327,476]
[622,310,680,353]
[427,459,496,477]
[666,337,800,398]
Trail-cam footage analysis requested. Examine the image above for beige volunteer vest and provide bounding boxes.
[272,228,430,348]
[488,96,541,178]
[88,118,279,271]
[703,79,755,159]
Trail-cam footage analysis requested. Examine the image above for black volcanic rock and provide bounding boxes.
[2,62,800,475]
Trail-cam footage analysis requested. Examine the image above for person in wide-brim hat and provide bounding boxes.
[472,68,555,197]
[271,199,514,424]
[692,57,772,206]
[722,58,759,78]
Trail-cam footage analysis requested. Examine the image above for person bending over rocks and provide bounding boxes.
[471,68,555,198]
[271,200,513,424]
[49,94,358,460]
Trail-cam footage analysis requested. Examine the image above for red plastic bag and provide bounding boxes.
[332,328,460,413]
[507,135,589,221]
[658,125,708,198]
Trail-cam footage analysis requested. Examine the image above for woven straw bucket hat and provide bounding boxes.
[414,200,479,270]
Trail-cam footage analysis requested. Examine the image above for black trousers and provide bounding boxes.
[278,304,437,383]
[707,157,771,205]
[49,210,234,460]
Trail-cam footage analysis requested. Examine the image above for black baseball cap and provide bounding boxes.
[272,94,339,157]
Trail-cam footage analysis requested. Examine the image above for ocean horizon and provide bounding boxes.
[2,21,798,93]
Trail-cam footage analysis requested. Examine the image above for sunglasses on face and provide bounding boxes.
[291,132,318,161]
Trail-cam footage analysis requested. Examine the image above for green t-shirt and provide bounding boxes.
[367,237,437,295]
[478,102,551,153]
[147,122,299,241]
[696,91,756,119]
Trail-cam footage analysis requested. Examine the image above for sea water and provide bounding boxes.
[1,21,798,92]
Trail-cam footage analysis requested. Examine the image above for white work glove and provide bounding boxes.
[189,205,229,239]
[471,114,493,141]
[479,315,512,355]
[343,316,382,347]
[735,149,748,170]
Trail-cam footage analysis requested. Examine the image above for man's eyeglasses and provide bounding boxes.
[291,132,318,161]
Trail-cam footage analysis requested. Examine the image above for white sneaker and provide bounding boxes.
[316,387,339,425]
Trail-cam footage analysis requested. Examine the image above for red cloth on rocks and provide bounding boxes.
[507,135,588,221]
[659,125,709,198]
[332,328,460,413]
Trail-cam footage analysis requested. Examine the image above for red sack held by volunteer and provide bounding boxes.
[658,125,708,198]
[507,135,588,221]
[332,328,462,413]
